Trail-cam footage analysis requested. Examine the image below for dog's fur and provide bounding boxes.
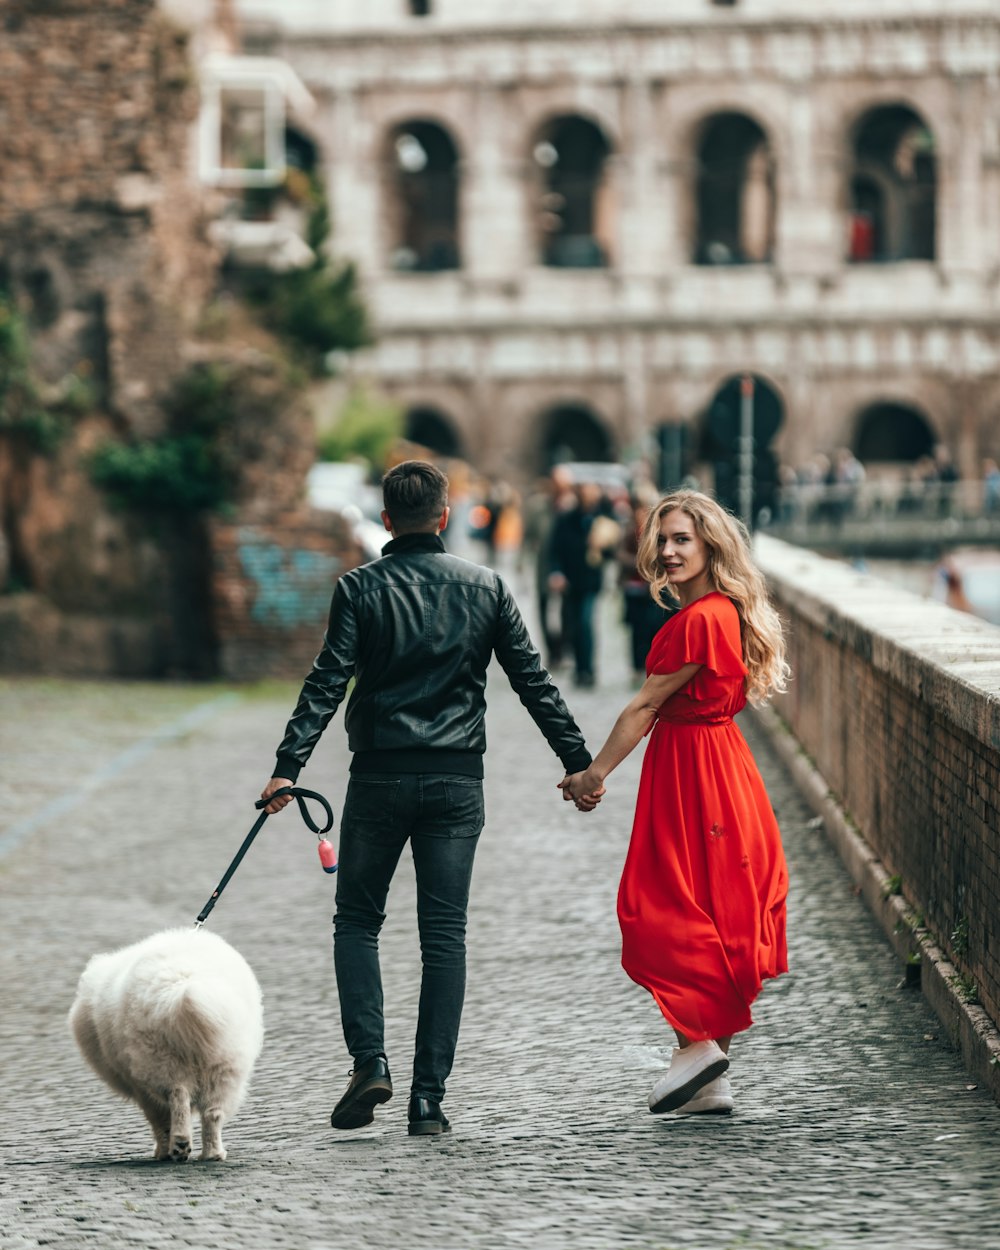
[69,927,263,1162]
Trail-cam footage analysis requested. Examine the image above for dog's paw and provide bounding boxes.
[200,1146,228,1162]
[168,1137,192,1162]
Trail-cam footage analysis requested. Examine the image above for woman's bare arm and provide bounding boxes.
[560,664,701,801]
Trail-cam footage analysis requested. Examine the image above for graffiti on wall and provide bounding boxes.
[237,529,342,630]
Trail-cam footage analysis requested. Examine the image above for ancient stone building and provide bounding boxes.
[232,0,1000,501]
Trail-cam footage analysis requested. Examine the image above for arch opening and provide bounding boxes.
[853,402,935,462]
[536,403,615,475]
[694,113,775,266]
[404,406,463,458]
[533,116,614,269]
[848,106,936,263]
[385,120,461,272]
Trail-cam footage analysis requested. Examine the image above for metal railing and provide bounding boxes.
[764,479,1000,550]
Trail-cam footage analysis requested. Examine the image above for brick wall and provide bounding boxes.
[0,3,353,680]
[0,0,215,431]
[756,536,1000,1043]
[210,513,364,682]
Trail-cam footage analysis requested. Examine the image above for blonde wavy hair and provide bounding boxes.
[636,489,789,703]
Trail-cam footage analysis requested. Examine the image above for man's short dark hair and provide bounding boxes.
[382,460,449,531]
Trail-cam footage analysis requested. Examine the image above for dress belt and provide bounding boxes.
[656,715,733,726]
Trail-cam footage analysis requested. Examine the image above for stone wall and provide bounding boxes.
[0,1,367,680]
[0,0,217,673]
[0,412,175,675]
[755,535,1000,1090]
[0,0,216,431]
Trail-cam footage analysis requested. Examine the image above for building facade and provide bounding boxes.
[231,0,1000,496]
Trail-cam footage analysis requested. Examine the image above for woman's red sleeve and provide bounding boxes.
[647,599,747,677]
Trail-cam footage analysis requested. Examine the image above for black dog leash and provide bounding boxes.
[194,787,335,927]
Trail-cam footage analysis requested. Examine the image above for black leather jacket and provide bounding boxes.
[274,532,591,780]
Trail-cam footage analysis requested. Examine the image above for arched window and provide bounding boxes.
[848,106,936,262]
[695,114,775,265]
[533,117,614,268]
[536,403,615,473]
[385,121,461,272]
[854,403,935,462]
[405,407,463,458]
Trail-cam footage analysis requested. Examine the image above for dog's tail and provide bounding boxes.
[154,972,255,1065]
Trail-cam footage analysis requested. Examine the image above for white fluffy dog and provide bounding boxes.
[69,927,263,1162]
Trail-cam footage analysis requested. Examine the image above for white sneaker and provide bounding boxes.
[674,1074,734,1115]
[647,1039,729,1115]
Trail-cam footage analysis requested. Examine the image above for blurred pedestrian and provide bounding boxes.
[521,466,575,668]
[469,478,517,565]
[776,463,798,525]
[619,493,677,684]
[549,480,619,688]
[260,460,593,1137]
[934,556,973,615]
[896,464,925,515]
[933,445,959,517]
[830,447,865,522]
[983,458,1000,516]
[798,454,829,523]
[560,490,789,1117]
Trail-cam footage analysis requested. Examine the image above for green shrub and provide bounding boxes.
[0,294,102,452]
[317,387,403,468]
[88,364,237,512]
[0,295,68,452]
[267,260,370,362]
[88,435,227,512]
[246,176,371,371]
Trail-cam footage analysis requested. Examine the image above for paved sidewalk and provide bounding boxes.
[1,588,999,1250]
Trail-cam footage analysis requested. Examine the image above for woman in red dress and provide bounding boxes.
[561,490,789,1116]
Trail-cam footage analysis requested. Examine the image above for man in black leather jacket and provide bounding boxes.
[260,460,594,1137]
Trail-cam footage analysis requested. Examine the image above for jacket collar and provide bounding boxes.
[382,531,446,557]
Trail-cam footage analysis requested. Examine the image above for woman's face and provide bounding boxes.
[656,508,711,592]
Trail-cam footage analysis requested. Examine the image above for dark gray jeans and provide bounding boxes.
[333,772,485,1103]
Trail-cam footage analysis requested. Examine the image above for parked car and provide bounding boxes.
[307,462,386,561]
[556,461,632,494]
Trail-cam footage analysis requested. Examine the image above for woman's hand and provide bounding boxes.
[556,665,702,817]
[558,768,606,812]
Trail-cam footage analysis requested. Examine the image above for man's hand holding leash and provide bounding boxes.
[260,777,296,815]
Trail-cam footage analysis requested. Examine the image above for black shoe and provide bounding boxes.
[330,1056,393,1130]
[407,1096,450,1137]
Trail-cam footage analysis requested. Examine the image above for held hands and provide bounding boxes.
[558,768,606,813]
[260,777,296,815]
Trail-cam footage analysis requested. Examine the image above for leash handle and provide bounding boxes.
[253,785,334,835]
[195,786,335,926]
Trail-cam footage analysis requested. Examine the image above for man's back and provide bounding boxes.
[275,531,591,782]
[341,537,502,757]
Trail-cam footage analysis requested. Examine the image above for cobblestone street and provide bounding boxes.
[1,586,999,1250]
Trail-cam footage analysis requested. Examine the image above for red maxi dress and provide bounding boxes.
[617,591,788,1041]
